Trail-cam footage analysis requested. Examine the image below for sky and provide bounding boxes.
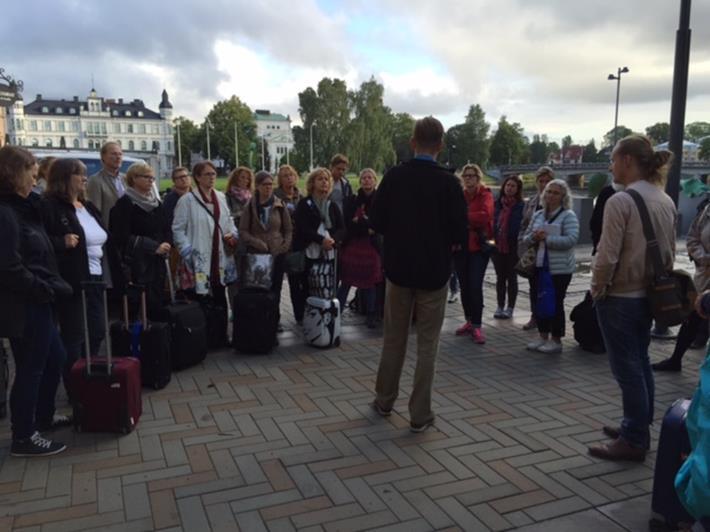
[2,0,709,147]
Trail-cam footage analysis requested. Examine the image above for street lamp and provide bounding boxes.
[309,122,315,171]
[175,118,182,167]
[608,66,629,146]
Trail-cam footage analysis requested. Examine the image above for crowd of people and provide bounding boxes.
[0,118,707,467]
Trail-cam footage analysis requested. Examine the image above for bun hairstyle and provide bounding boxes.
[615,134,674,186]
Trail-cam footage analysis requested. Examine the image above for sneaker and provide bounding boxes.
[455,321,473,336]
[651,358,682,372]
[522,318,537,331]
[11,432,66,457]
[527,338,547,351]
[537,340,562,354]
[448,291,459,304]
[410,420,434,433]
[371,402,392,417]
[493,307,506,319]
[37,413,73,432]
[504,308,514,319]
[472,328,486,344]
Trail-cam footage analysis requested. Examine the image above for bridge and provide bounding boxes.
[491,161,710,181]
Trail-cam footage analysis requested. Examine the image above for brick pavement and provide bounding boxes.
[0,247,704,531]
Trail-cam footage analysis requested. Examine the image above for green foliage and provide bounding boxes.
[645,122,670,144]
[489,116,529,165]
[583,139,598,162]
[390,112,415,164]
[561,135,573,149]
[685,121,710,142]
[196,96,256,170]
[603,125,634,147]
[529,134,551,164]
[444,104,491,169]
[173,116,200,168]
[587,173,610,198]
[347,77,395,172]
[699,138,710,161]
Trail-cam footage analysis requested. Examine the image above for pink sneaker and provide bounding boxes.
[472,328,486,344]
[456,322,473,336]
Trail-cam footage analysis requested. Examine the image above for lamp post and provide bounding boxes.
[175,119,182,167]
[607,66,629,146]
[234,121,239,168]
[205,118,212,161]
[309,122,314,171]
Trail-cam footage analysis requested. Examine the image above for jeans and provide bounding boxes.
[454,251,490,327]
[596,296,653,449]
[491,252,518,309]
[536,273,572,338]
[9,303,66,441]
[375,280,447,426]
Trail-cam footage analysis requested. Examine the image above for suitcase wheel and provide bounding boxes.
[334,338,341,348]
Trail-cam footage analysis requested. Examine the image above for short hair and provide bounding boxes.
[359,168,378,184]
[540,178,573,211]
[225,166,253,191]
[614,134,674,186]
[413,116,444,150]
[306,167,333,196]
[38,156,57,182]
[330,154,349,168]
[192,161,217,179]
[254,170,274,186]
[125,161,153,187]
[499,174,523,203]
[535,166,555,180]
[277,164,299,190]
[45,158,87,202]
[100,141,121,158]
[0,146,36,194]
[171,166,190,180]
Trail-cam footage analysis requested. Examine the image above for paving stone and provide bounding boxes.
[149,489,181,530]
[516,508,626,531]
[123,482,152,521]
[205,502,240,532]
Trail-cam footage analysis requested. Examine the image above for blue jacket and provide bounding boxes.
[523,208,579,274]
[493,199,524,255]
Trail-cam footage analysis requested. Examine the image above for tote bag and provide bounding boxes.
[535,247,556,319]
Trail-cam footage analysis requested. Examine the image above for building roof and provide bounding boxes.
[159,89,173,109]
[656,140,700,150]
[23,93,162,119]
[253,109,290,122]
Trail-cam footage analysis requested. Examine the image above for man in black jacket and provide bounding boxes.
[371,116,468,432]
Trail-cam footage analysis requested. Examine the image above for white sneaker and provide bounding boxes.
[504,308,514,319]
[537,340,562,354]
[448,291,459,303]
[527,338,547,351]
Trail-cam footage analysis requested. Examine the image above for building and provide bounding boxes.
[6,88,175,177]
[656,140,700,162]
[550,145,585,165]
[253,109,294,173]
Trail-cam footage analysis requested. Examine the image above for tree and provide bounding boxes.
[700,138,710,161]
[346,77,394,172]
[603,125,634,147]
[196,97,256,171]
[529,134,550,164]
[645,122,670,144]
[583,139,598,162]
[173,116,201,167]
[561,135,573,149]
[685,121,710,142]
[390,112,415,165]
[489,116,529,165]
[444,104,491,169]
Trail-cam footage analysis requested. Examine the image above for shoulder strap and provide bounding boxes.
[624,189,665,277]
[546,208,565,224]
[191,191,224,237]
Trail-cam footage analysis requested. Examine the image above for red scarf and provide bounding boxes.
[198,186,222,287]
[497,195,516,255]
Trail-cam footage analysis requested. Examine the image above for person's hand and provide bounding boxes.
[533,230,546,242]
[322,237,335,251]
[368,228,375,235]
[64,234,80,249]
[695,290,710,318]
[156,242,171,255]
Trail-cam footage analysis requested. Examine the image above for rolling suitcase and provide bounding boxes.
[0,339,8,419]
[304,252,341,348]
[651,399,694,529]
[156,259,207,370]
[71,282,142,433]
[233,289,279,354]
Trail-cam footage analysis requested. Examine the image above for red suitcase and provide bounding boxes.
[71,282,142,433]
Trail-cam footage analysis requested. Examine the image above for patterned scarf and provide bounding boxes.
[197,186,222,287]
[497,195,516,255]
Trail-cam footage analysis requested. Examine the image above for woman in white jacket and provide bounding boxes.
[172,161,237,344]
[521,179,579,354]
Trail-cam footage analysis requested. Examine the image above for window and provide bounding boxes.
[113,123,121,134]
[101,123,107,134]
[46,139,53,147]
[31,138,39,147]
[153,141,160,152]
[71,122,79,132]
[44,120,52,131]
[58,122,65,132]
[69,108,76,115]
[125,111,132,117]
[17,138,23,146]
[112,110,119,117]
[127,124,133,134]
[56,107,63,114]
[141,140,147,151]
[137,111,144,117]
[41,106,49,113]
[153,124,159,134]
[73,139,80,148]
[167,140,172,152]
[87,122,94,134]
[128,140,134,150]
[138,124,146,134]
[30,121,37,131]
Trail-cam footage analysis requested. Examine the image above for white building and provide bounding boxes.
[6,88,175,177]
[656,140,701,162]
[253,109,294,173]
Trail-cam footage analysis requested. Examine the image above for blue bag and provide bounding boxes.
[536,247,556,319]
[675,351,710,519]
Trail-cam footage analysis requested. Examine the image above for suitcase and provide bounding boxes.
[201,298,228,349]
[111,289,172,389]
[651,399,694,529]
[71,282,142,433]
[304,251,341,348]
[233,289,279,354]
[0,339,8,419]
[570,291,606,354]
[155,259,208,370]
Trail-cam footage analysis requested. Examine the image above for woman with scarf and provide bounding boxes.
[337,168,383,328]
[109,162,171,315]
[225,166,253,228]
[293,168,345,323]
[492,175,524,319]
[239,171,293,329]
[172,161,238,346]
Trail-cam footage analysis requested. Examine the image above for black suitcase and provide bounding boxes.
[200,298,228,349]
[154,260,208,370]
[110,289,171,390]
[0,339,8,418]
[233,289,278,354]
[570,291,606,354]
[651,399,694,529]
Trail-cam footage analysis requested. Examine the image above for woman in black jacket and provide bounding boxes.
[492,175,524,319]
[0,146,72,457]
[109,162,171,315]
[292,168,345,322]
[42,159,108,397]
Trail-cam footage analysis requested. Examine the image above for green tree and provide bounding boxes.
[197,96,256,171]
[603,125,634,147]
[346,77,394,172]
[548,141,560,160]
[489,116,529,165]
[583,139,598,162]
[699,138,710,161]
[529,134,550,164]
[173,117,200,168]
[444,104,491,169]
[390,112,415,164]
[685,121,710,142]
[561,135,573,149]
[645,122,670,144]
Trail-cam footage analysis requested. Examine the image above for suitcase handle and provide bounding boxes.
[80,281,112,376]
[165,257,176,305]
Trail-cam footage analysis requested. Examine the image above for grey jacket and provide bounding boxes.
[523,207,579,275]
[86,168,126,227]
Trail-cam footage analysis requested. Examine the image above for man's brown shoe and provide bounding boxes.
[588,437,646,462]
[602,426,620,439]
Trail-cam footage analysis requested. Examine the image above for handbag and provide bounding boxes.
[515,244,537,279]
[535,247,556,319]
[477,229,496,255]
[241,253,274,290]
[285,251,306,274]
[625,190,696,327]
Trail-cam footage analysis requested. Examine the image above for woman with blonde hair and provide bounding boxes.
[225,166,253,227]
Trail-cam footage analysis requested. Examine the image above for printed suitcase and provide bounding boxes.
[233,289,279,354]
[651,399,694,529]
[71,282,142,433]
[304,251,341,348]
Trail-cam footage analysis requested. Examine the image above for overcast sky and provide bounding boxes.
[3,0,709,146]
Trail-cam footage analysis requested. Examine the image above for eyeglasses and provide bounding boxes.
[136,174,155,181]
[173,174,189,180]
[462,173,479,179]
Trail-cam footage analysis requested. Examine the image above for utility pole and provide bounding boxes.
[608,67,629,146]
[175,120,182,167]
[205,118,212,162]
[234,121,239,168]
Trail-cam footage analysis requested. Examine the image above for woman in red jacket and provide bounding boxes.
[454,164,494,344]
